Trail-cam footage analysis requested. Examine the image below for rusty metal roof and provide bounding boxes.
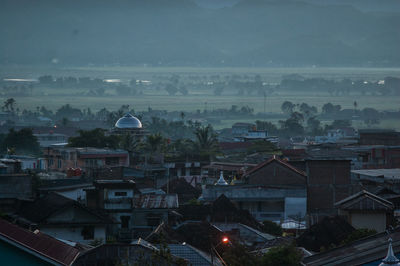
[0,218,80,265]
[135,194,178,209]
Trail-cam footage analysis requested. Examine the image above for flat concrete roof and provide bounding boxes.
[352,169,400,179]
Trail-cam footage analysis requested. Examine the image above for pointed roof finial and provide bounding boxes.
[380,238,400,266]
[216,171,228,186]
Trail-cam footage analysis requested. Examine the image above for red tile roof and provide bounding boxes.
[0,219,80,265]
[244,156,307,177]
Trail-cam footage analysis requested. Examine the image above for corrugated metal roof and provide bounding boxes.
[352,169,400,179]
[135,194,178,209]
[164,243,221,266]
[0,219,80,265]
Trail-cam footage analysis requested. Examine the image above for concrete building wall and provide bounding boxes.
[105,189,134,199]
[57,188,87,201]
[46,206,103,224]
[307,160,353,219]
[350,212,386,233]
[132,210,168,228]
[19,159,38,170]
[41,225,106,244]
[248,161,306,186]
[0,175,32,200]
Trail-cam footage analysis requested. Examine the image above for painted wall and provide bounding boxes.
[41,226,106,244]
[0,240,51,265]
[248,161,306,187]
[57,188,87,201]
[350,212,387,233]
[105,189,134,199]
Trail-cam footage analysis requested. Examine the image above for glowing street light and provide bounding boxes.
[211,236,230,266]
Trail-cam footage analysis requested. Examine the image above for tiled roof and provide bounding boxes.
[166,243,222,266]
[302,227,400,266]
[18,192,113,224]
[244,156,306,177]
[0,218,80,265]
[161,178,201,196]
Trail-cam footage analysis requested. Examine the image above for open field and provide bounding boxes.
[2,65,400,82]
[12,93,400,114]
[1,66,399,130]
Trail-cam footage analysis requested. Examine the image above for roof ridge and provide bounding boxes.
[245,157,306,177]
[335,190,394,207]
[0,219,80,265]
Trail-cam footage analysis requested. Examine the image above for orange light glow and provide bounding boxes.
[222,237,229,243]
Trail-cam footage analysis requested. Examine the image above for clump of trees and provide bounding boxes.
[261,220,283,236]
[341,228,377,245]
[222,242,302,266]
[0,128,40,156]
[66,123,220,163]
[68,128,120,149]
[281,75,400,96]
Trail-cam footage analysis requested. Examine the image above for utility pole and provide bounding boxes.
[263,91,266,116]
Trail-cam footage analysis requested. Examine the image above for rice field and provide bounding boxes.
[1,65,399,130]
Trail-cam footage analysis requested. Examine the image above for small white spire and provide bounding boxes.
[216,171,228,185]
[380,238,400,266]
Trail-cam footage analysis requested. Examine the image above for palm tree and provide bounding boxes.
[192,125,219,159]
[120,132,142,165]
[145,133,165,157]
[3,98,16,113]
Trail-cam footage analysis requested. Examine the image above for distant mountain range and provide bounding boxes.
[0,0,399,67]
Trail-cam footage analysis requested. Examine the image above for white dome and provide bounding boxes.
[115,113,142,129]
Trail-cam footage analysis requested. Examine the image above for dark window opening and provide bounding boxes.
[115,191,127,197]
[81,226,94,240]
[121,216,130,228]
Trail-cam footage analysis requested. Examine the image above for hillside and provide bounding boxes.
[0,0,399,66]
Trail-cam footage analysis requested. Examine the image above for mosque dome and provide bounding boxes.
[115,113,142,129]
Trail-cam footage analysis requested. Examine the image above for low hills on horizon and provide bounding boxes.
[0,0,399,67]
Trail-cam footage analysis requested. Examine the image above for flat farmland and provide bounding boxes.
[1,66,399,130]
[13,93,400,114]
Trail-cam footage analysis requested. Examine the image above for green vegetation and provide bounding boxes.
[0,128,40,156]
[1,67,400,133]
[68,128,120,149]
[223,243,259,266]
[222,243,302,266]
[261,220,283,236]
[260,244,303,266]
[341,228,377,245]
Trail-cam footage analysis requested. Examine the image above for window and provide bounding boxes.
[121,216,130,229]
[81,226,94,240]
[114,191,127,197]
[106,157,119,165]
